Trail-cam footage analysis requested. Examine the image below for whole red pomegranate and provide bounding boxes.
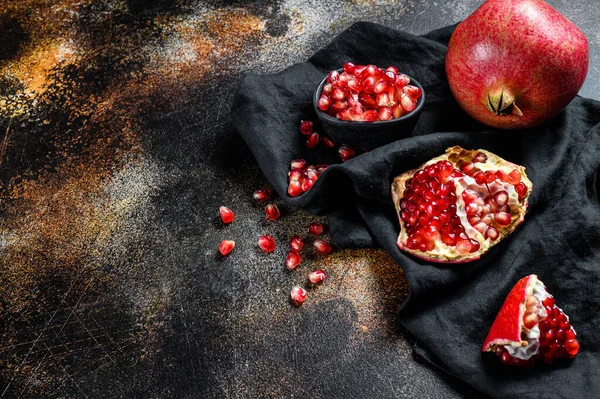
[446,0,589,129]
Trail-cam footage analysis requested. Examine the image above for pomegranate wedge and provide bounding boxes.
[483,274,580,366]
[391,146,532,263]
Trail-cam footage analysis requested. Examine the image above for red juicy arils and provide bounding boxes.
[317,65,423,122]
[391,146,532,263]
[483,274,580,366]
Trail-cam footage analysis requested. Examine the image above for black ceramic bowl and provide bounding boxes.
[313,70,424,150]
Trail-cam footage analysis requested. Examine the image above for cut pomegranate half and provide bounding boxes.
[391,146,532,263]
[482,274,579,366]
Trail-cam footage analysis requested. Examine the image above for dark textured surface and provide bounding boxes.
[0,1,598,398]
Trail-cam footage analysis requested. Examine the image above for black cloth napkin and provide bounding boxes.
[232,22,600,398]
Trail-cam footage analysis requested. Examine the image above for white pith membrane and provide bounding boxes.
[393,147,530,261]
[505,280,552,360]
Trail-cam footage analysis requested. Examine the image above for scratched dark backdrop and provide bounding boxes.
[0,1,598,398]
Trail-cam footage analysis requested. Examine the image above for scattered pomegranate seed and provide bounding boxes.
[308,269,326,284]
[308,223,324,235]
[338,146,356,162]
[286,251,302,270]
[313,239,332,255]
[299,120,313,135]
[253,188,272,203]
[290,286,307,306]
[219,206,234,224]
[320,134,336,148]
[258,235,276,252]
[265,204,281,220]
[306,132,320,148]
[219,240,235,256]
[289,235,304,252]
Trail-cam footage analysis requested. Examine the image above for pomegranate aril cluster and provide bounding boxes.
[288,159,328,197]
[318,63,422,122]
[497,295,579,366]
[400,151,528,254]
[400,160,479,254]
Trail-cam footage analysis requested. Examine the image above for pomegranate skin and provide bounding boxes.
[446,0,589,129]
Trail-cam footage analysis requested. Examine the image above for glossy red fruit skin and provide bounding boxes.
[446,0,588,129]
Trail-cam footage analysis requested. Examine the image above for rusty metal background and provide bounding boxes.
[0,1,598,397]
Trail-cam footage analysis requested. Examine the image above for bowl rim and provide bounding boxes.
[313,68,425,126]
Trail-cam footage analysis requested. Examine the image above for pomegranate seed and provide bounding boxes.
[543,297,556,307]
[318,95,331,111]
[507,169,521,185]
[265,204,281,220]
[494,212,511,226]
[308,223,324,235]
[374,79,389,94]
[378,106,392,121]
[301,178,315,192]
[359,92,377,109]
[495,170,508,182]
[299,120,313,135]
[332,87,345,101]
[313,239,332,255]
[327,70,339,83]
[394,74,410,89]
[392,104,404,119]
[565,339,580,356]
[291,159,306,170]
[343,62,355,74]
[338,146,356,162]
[523,312,539,329]
[363,76,376,94]
[469,238,480,252]
[219,240,235,256]
[400,93,415,112]
[322,83,332,94]
[258,235,276,252]
[403,85,422,100]
[306,132,320,148]
[321,134,336,148]
[338,109,353,121]
[289,235,304,252]
[331,100,348,112]
[288,180,302,197]
[386,66,399,74]
[361,64,378,79]
[349,104,363,118]
[456,239,472,254]
[308,269,326,284]
[253,188,272,203]
[515,182,527,200]
[286,251,302,270]
[289,169,303,182]
[473,152,488,163]
[353,65,367,76]
[219,206,234,224]
[362,110,378,122]
[338,73,350,87]
[493,191,509,206]
[487,226,499,241]
[376,92,390,107]
[347,78,362,92]
[384,70,396,84]
[484,171,495,183]
[290,286,307,306]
